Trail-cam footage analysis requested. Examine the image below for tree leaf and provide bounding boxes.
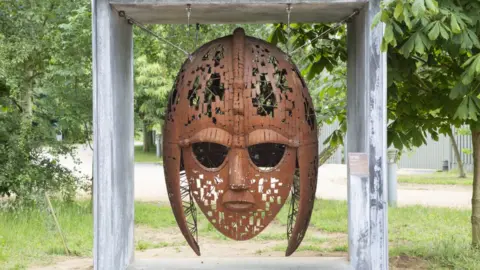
[381,39,389,52]
[472,96,480,110]
[450,14,461,34]
[449,83,468,99]
[404,8,413,29]
[474,55,480,74]
[468,98,479,121]
[460,55,480,85]
[454,98,469,119]
[393,22,404,36]
[372,12,382,28]
[439,24,450,40]
[400,35,416,57]
[428,22,440,40]
[461,54,478,68]
[415,33,425,54]
[412,0,426,17]
[394,2,404,20]
[384,24,395,44]
[467,29,480,49]
[425,0,438,13]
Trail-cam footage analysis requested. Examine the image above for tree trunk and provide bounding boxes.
[318,143,340,167]
[142,121,153,152]
[23,70,34,116]
[471,124,480,248]
[448,129,467,178]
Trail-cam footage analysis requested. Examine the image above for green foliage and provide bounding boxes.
[268,23,347,148]
[0,103,81,202]
[377,0,480,144]
[0,0,91,202]
[273,0,480,152]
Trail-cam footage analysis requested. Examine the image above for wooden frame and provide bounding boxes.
[92,1,387,269]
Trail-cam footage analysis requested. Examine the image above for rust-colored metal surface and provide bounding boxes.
[163,28,318,256]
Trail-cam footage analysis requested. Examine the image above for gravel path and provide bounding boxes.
[62,145,472,209]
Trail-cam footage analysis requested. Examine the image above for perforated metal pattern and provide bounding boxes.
[163,28,318,256]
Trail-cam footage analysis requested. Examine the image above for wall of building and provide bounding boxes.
[319,124,473,172]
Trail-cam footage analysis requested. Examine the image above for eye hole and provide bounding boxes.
[248,143,286,170]
[192,142,228,168]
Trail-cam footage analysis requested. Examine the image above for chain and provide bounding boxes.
[186,4,192,43]
[289,9,360,56]
[117,10,192,60]
[285,4,292,58]
[195,23,200,50]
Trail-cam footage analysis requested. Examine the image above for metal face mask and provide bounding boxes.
[163,28,318,256]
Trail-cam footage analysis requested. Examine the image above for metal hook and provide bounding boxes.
[346,9,360,23]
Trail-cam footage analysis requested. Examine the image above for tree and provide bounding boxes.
[134,54,170,152]
[269,0,480,248]
[0,0,92,202]
[448,128,467,178]
[377,0,480,248]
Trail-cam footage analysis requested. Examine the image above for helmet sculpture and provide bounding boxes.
[163,28,318,256]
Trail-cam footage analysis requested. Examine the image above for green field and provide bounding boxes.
[0,200,478,269]
[134,145,162,164]
[398,171,473,186]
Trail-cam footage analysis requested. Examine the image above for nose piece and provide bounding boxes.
[224,148,254,212]
[228,148,250,190]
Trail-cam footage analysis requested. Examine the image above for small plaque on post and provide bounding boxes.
[348,153,369,177]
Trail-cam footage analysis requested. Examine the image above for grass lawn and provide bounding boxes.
[1,199,478,269]
[134,145,162,164]
[398,170,473,186]
[0,201,93,269]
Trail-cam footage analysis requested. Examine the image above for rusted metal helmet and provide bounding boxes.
[163,28,318,256]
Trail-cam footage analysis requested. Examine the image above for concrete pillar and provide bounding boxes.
[346,0,388,269]
[156,134,162,157]
[387,149,398,207]
[92,1,134,269]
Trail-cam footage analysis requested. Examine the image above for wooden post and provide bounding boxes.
[92,1,135,269]
[347,1,388,269]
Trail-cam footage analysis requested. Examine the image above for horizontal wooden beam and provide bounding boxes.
[110,0,367,24]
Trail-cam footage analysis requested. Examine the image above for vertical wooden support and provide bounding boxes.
[92,1,135,269]
[347,0,388,269]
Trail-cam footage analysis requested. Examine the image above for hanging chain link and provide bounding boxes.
[186,4,192,43]
[117,10,192,60]
[289,9,359,56]
[195,23,200,50]
[285,4,292,58]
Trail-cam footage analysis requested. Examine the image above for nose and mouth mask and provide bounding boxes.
[163,28,318,257]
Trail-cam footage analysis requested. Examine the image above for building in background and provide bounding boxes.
[319,123,473,172]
